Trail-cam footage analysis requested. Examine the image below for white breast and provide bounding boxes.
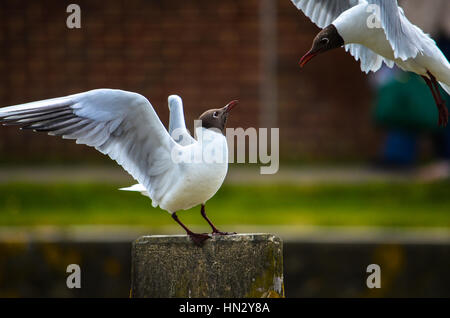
[158,128,229,213]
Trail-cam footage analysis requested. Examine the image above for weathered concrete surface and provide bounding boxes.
[131,234,284,298]
[1,227,448,297]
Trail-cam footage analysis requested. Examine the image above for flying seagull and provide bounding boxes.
[291,0,450,126]
[0,89,238,245]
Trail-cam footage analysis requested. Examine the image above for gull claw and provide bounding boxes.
[189,233,211,246]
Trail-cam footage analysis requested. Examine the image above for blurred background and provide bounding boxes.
[0,0,449,297]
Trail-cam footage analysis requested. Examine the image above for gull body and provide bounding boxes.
[153,126,228,213]
[0,89,238,244]
[333,2,450,84]
[122,126,228,213]
[292,0,450,126]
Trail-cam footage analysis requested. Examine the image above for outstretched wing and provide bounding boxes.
[168,95,196,146]
[0,89,181,207]
[366,0,436,61]
[290,0,359,29]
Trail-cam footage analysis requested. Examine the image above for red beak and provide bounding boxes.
[299,49,319,68]
[223,100,239,113]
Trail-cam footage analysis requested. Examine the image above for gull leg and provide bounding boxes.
[429,72,449,127]
[172,212,210,246]
[423,72,449,127]
[200,204,236,236]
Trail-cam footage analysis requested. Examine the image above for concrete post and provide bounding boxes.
[131,233,284,298]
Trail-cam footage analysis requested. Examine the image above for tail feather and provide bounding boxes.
[119,184,149,197]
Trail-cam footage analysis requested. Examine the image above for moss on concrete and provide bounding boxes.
[131,233,284,298]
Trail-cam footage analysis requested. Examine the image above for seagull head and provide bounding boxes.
[299,24,344,68]
[198,100,239,134]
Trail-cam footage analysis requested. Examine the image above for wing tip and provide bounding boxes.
[168,95,182,109]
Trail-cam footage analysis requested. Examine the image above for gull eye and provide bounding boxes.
[213,111,219,118]
[320,37,330,45]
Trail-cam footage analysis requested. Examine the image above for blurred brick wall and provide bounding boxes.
[0,0,380,163]
[277,0,378,161]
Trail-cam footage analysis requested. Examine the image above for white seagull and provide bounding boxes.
[0,89,238,245]
[291,0,450,126]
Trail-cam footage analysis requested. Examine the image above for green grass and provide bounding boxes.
[0,181,449,227]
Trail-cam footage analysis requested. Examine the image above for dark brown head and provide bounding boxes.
[198,100,238,134]
[299,24,344,68]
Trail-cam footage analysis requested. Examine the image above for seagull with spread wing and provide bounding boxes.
[291,0,450,126]
[0,89,238,245]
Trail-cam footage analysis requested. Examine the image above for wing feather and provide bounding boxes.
[345,44,393,73]
[0,89,182,208]
[367,0,436,60]
[290,0,359,28]
[167,95,196,146]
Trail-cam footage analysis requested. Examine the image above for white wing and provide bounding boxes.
[167,95,196,146]
[345,44,394,73]
[366,0,436,61]
[120,95,196,200]
[0,89,182,207]
[290,0,360,29]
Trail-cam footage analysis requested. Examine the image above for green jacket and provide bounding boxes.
[374,72,449,132]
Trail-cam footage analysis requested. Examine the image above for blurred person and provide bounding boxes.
[372,35,450,179]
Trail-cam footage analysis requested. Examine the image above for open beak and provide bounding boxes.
[223,100,239,113]
[299,49,320,68]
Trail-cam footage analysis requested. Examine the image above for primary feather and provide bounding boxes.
[0,89,180,208]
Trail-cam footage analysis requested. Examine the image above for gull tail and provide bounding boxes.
[119,184,149,197]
